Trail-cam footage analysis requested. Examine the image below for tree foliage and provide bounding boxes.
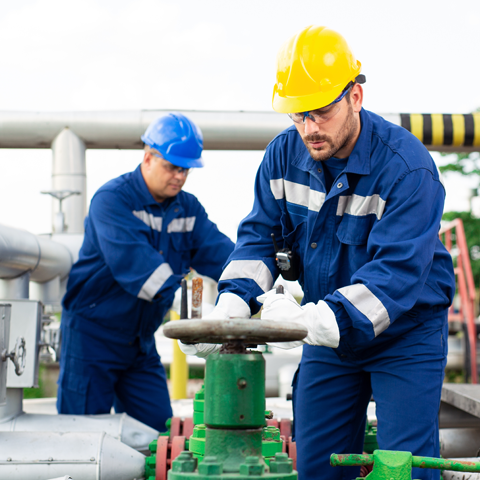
[439,152,480,183]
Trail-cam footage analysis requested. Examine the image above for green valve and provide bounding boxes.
[331,450,480,480]
[205,352,265,428]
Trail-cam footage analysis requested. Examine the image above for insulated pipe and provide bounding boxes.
[0,431,145,480]
[0,412,159,453]
[0,110,478,152]
[0,224,72,282]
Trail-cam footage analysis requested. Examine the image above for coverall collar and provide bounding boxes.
[293,108,372,176]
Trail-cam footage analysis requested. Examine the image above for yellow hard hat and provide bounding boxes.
[272,25,362,114]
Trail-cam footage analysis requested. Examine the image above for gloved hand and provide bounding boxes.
[258,288,340,350]
[178,293,251,358]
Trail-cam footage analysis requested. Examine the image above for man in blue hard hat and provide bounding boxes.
[57,113,234,432]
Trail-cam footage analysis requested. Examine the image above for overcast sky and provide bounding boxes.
[0,0,479,240]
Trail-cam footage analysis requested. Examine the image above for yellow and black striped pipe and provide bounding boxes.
[397,113,480,151]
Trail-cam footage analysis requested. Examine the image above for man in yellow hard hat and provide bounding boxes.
[186,26,455,479]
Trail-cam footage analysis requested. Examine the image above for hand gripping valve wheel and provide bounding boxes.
[163,286,307,479]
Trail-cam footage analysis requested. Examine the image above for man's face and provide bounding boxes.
[294,84,363,161]
[141,151,188,203]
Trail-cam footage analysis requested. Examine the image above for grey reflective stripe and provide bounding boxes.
[270,178,325,212]
[336,194,386,220]
[167,217,196,233]
[337,284,390,336]
[220,260,273,292]
[132,210,163,232]
[138,263,174,301]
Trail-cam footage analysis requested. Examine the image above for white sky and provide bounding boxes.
[0,0,479,240]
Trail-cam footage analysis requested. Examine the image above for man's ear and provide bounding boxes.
[143,151,152,168]
[351,83,363,113]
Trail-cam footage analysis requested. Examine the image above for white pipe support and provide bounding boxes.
[51,128,86,234]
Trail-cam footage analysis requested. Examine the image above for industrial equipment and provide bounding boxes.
[331,450,480,480]
[161,306,307,479]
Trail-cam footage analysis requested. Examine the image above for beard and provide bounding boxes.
[301,103,358,161]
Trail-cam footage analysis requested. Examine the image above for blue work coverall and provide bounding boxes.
[58,165,234,431]
[217,109,455,480]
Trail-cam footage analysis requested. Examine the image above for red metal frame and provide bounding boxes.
[439,218,478,383]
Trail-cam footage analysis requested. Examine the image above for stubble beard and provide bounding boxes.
[302,103,358,162]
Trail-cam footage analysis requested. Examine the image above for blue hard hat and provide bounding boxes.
[141,113,204,168]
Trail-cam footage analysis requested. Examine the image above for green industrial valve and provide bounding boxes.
[163,316,307,479]
[331,450,480,480]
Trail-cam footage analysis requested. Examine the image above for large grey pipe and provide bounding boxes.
[0,110,478,153]
[0,431,145,480]
[0,224,72,283]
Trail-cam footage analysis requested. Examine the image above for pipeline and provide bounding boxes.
[0,110,478,152]
[0,224,72,282]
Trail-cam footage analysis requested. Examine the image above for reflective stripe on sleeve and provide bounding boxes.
[220,259,274,292]
[336,194,386,220]
[167,217,196,233]
[132,210,163,232]
[270,179,325,213]
[337,283,390,336]
[138,263,174,301]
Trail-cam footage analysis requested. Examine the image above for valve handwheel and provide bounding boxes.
[163,318,307,345]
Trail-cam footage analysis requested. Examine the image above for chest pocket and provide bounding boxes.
[336,214,375,245]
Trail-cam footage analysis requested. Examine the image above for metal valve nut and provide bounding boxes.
[171,451,197,473]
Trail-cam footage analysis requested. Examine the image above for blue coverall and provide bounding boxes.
[58,165,234,431]
[217,109,455,479]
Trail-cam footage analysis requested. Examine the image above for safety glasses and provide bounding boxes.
[288,84,352,125]
[151,153,190,176]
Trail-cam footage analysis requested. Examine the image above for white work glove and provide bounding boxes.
[178,293,251,358]
[258,288,340,350]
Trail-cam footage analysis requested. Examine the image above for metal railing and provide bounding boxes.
[440,218,478,382]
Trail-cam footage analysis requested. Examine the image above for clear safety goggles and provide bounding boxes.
[287,84,353,125]
[151,153,190,176]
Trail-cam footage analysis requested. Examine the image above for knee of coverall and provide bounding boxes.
[113,337,172,432]
[369,318,448,480]
[57,325,129,415]
[293,345,371,480]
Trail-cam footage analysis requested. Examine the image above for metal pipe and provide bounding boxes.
[0,431,145,480]
[0,412,159,453]
[0,224,72,282]
[50,129,86,234]
[0,110,478,152]
[440,428,480,458]
[331,453,480,472]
